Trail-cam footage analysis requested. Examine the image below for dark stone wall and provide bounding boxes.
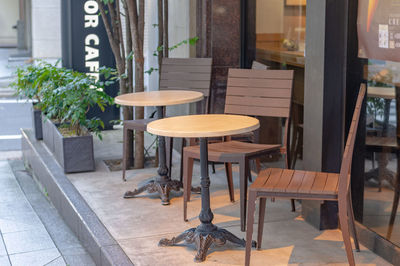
[197,0,241,114]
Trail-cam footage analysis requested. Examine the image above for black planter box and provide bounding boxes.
[32,107,43,140]
[42,115,56,152]
[53,125,95,173]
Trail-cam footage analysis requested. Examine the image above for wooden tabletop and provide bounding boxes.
[367,86,395,99]
[147,114,260,138]
[114,90,204,107]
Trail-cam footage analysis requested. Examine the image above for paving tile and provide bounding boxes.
[0,236,7,257]
[9,248,62,266]
[0,255,11,266]
[0,188,22,203]
[0,178,20,191]
[0,198,35,218]
[0,213,43,234]
[45,256,67,266]
[2,227,56,255]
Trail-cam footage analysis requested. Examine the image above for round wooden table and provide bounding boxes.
[115,90,203,205]
[147,114,259,262]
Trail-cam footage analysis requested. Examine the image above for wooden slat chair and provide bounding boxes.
[183,69,294,232]
[122,58,212,181]
[245,84,366,266]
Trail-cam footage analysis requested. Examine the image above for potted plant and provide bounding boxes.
[40,67,113,173]
[11,61,55,140]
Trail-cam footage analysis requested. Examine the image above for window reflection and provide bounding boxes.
[255,0,306,168]
[364,60,400,244]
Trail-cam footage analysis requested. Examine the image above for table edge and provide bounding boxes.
[114,91,204,107]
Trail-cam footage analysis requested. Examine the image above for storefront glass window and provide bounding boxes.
[255,0,306,167]
[363,60,400,245]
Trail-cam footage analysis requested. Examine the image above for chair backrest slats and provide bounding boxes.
[338,84,366,199]
[160,58,212,98]
[159,57,212,114]
[225,69,294,118]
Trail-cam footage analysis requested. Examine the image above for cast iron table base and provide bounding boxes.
[159,224,256,262]
[123,106,200,205]
[124,178,201,205]
[124,178,182,205]
[158,138,255,262]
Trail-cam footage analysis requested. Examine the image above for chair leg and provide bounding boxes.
[291,199,296,212]
[290,125,299,170]
[347,194,360,252]
[371,152,375,169]
[211,162,216,174]
[224,163,235,202]
[257,197,266,250]
[122,126,128,181]
[255,158,261,173]
[240,158,249,232]
[183,153,194,222]
[179,138,186,184]
[338,201,356,266]
[245,191,257,266]
[166,137,173,178]
[248,164,253,183]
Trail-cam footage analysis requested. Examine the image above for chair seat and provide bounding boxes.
[123,118,157,131]
[184,140,281,162]
[250,168,339,200]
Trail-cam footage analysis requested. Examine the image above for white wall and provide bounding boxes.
[256,0,284,34]
[31,0,61,60]
[0,0,19,47]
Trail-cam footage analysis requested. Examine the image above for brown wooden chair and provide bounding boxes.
[122,58,212,181]
[183,69,294,232]
[244,84,366,266]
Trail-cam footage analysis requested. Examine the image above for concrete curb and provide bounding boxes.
[21,129,133,266]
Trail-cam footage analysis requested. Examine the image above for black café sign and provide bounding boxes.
[61,0,119,128]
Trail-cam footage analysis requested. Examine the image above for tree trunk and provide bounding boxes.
[123,0,135,166]
[127,0,146,169]
[97,0,135,167]
[163,0,169,57]
[134,62,145,168]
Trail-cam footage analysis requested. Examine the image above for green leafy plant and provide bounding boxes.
[13,61,115,139]
[145,36,199,75]
[366,97,385,126]
[49,71,114,139]
[11,60,60,107]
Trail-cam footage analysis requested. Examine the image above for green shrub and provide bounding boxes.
[12,61,114,139]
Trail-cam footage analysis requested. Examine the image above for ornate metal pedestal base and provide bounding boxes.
[124,179,181,205]
[159,225,256,262]
[123,179,201,205]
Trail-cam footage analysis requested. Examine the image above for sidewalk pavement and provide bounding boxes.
[0,48,28,97]
[0,160,95,266]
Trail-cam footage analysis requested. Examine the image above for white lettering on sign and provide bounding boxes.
[84,1,98,14]
[86,61,99,72]
[85,34,99,45]
[84,1,99,81]
[85,15,98,28]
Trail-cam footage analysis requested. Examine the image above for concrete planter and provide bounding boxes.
[42,115,56,152]
[42,117,95,173]
[32,106,43,140]
[53,125,95,173]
